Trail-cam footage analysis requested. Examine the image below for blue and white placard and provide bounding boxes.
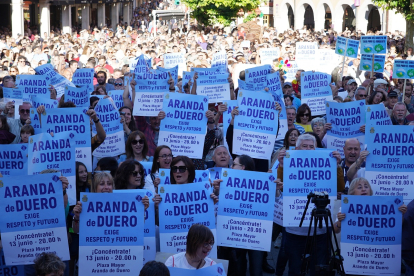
[72,68,94,92]
[196,74,231,103]
[392,59,414,79]
[260,47,280,65]
[360,36,387,54]
[0,144,28,176]
[301,71,332,115]
[65,86,90,107]
[16,75,50,102]
[365,104,392,126]
[34,64,74,98]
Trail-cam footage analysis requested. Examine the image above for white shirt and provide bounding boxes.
[144,172,157,194]
[165,252,216,269]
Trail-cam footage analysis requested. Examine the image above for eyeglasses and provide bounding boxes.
[301,113,310,117]
[19,60,25,63]
[114,83,123,86]
[203,241,214,248]
[160,154,173,159]
[131,170,144,177]
[232,162,243,168]
[19,109,30,114]
[171,166,187,173]
[131,139,145,145]
[357,94,367,98]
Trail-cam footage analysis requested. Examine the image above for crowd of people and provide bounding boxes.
[0,0,414,275]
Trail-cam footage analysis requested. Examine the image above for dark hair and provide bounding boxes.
[119,106,137,132]
[170,156,195,184]
[139,261,170,276]
[34,252,66,276]
[367,90,385,105]
[186,224,214,258]
[125,131,148,160]
[114,160,145,189]
[283,128,300,149]
[96,157,118,177]
[306,132,324,148]
[93,85,107,95]
[283,94,294,103]
[90,96,99,108]
[151,145,172,174]
[75,161,90,201]
[236,154,255,171]
[296,104,312,124]
[20,124,34,135]
[0,115,9,131]
[59,101,76,108]
[97,70,107,79]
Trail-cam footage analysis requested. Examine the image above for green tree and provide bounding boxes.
[183,0,261,26]
[243,13,258,23]
[373,0,414,49]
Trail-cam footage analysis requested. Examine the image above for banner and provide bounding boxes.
[79,193,144,276]
[164,53,185,76]
[157,66,179,85]
[30,95,59,109]
[0,144,28,176]
[107,90,125,109]
[131,55,151,74]
[192,67,225,77]
[284,60,298,82]
[335,37,359,58]
[30,108,41,134]
[92,98,125,158]
[341,195,402,275]
[196,74,231,103]
[133,69,169,117]
[365,104,392,126]
[233,90,278,159]
[238,79,255,92]
[365,125,414,204]
[41,107,92,173]
[360,36,387,54]
[325,100,365,157]
[140,161,152,178]
[158,92,208,159]
[211,51,228,73]
[360,54,386,73]
[217,169,276,251]
[72,68,94,92]
[65,86,90,108]
[301,71,332,115]
[392,59,414,79]
[3,87,22,119]
[273,194,283,226]
[0,249,25,276]
[168,263,225,276]
[295,42,318,71]
[16,75,50,102]
[317,49,341,74]
[27,131,76,205]
[113,190,156,265]
[260,48,280,65]
[0,173,70,265]
[245,65,271,91]
[282,150,337,226]
[34,64,74,98]
[158,182,216,255]
[266,72,288,140]
[223,100,237,149]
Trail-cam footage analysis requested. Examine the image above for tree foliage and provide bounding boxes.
[183,0,261,26]
[373,0,414,48]
[243,13,258,23]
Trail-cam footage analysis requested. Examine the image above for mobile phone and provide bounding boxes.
[120,111,126,116]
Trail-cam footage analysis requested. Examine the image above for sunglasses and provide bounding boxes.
[114,83,123,86]
[171,166,187,173]
[301,113,310,117]
[131,139,145,145]
[358,94,367,98]
[20,109,30,114]
[131,170,144,177]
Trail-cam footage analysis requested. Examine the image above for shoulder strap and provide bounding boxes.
[172,255,174,267]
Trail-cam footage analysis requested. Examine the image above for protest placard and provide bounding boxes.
[231,64,257,89]
[341,195,402,275]
[2,87,22,118]
[360,36,387,54]
[233,90,278,159]
[211,51,228,73]
[158,169,210,184]
[34,64,75,98]
[222,100,237,149]
[159,182,216,255]
[133,69,169,117]
[273,194,283,226]
[41,107,92,173]
[107,90,126,109]
[157,66,179,84]
[79,193,144,275]
[65,86,90,108]
[196,74,231,103]
[168,263,225,276]
[30,95,58,109]
[0,249,25,276]
[260,47,280,65]
[0,173,70,265]
[164,53,186,76]
[130,55,151,74]
[365,104,392,126]
[72,68,94,92]
[0,144,28,176]
[301,71,332,115]
[30,108,41,134]
[365,125,414,204]
[360,54,386,73]
[16,75,50,102]
[317,49,341,74]
[244,65,271,91]
[392,59,414,79]
[335,37,359,58]
[27,131,76,205]
[92,97,125,158]
[295,42,318,71]
[217,169,276,251]
[158,92,208,159]
[140,161,152,178]
[284,60,298,82]
[113,189,156,265]
[266,72,288,140]
[325,100,365,157]
[282,150,336,226]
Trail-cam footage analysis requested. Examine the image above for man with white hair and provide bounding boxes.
[373,78,388,90]
[391,102,409,125]
[276,134,344,276]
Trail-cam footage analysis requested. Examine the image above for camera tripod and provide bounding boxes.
[299,192,346,276]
